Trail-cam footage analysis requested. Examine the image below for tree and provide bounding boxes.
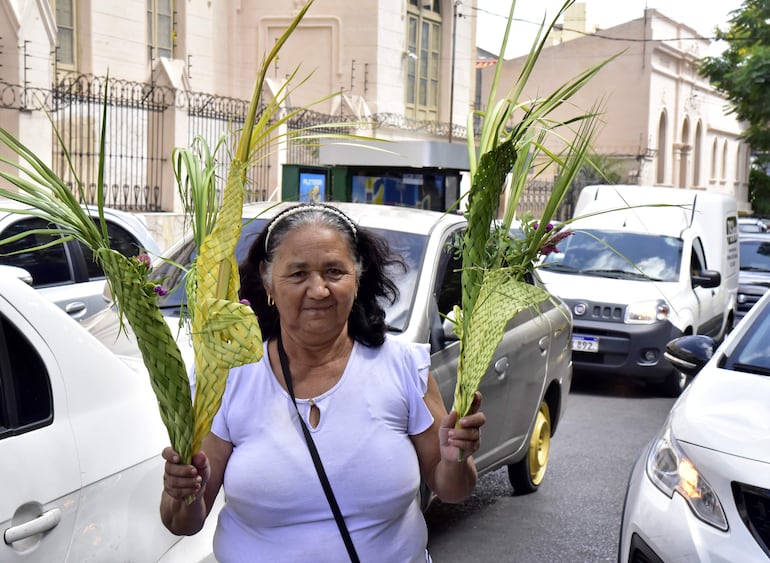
[699,0,770,160]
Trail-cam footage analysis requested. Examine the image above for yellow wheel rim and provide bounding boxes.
[528,402,551,486]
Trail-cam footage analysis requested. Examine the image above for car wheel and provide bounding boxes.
[660,368,688,397]
[508,401,551,495]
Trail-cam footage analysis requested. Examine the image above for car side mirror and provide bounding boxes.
[692,269,721,289]
[664,334,715,377]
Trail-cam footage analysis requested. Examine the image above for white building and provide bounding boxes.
[478,6,752,213]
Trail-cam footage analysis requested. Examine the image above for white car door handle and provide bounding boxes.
[4,508,62,544]
[65,301,87,315]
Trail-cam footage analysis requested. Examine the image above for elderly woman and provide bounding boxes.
[160,202,485,562]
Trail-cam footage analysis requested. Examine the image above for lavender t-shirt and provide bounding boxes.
[210,336,434,563]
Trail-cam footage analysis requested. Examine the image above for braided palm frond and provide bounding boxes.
[189,158,263,455]
[97,248,194,462]
[454,268,549,418]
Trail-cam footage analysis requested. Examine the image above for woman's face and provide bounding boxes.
[264,224,358,346]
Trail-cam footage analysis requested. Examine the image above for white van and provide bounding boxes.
[537,184,739,395]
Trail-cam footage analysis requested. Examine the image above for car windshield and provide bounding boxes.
[739,239,770,272]
[540,229,682,282]
[152,219,426,333]
[724,301,770,374]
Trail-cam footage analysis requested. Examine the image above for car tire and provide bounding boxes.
[508,401,551,495]
[659,368,688,397]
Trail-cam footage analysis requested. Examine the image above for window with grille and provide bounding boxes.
[147,0,174,62]
[51,0,76,69]
[406,1,442,121]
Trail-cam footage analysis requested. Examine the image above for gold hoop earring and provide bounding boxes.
[267,295,275,307]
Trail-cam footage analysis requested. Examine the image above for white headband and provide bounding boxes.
[265,204,358,251]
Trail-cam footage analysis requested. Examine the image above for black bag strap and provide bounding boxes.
[276,333,360,563]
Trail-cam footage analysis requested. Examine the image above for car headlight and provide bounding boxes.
[645,425,728,531]
[625,299,669,324]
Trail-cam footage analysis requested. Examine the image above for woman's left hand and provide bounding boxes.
[438,391,486,462]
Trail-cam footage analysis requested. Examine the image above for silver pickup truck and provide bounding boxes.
[130,201,574,500]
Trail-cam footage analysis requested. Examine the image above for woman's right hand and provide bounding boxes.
[162,447,210,503]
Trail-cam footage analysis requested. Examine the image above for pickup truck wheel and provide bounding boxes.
[660,368,687,397]
[508,401,551,495]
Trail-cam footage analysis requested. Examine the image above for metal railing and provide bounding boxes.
[1,75,578,219]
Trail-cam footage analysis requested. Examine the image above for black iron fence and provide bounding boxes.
[0,75,579,219]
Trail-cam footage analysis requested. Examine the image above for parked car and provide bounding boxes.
[89,201,573,499]
[0,269,221,562]
[737,216,768,234]
[0,201,161,320]
[736,232,770,322]
[618,290,770,563]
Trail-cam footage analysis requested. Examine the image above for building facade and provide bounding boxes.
[0,0,478,247]
[478,7,752,213]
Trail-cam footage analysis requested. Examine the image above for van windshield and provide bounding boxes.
[540,229,683,282]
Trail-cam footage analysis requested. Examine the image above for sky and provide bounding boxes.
[475,0,745,59]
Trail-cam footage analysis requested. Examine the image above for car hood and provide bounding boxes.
[670,367,770,464]
[537,270,677,302]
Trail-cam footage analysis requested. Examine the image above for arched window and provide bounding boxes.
[406,0,442,121]
[693,122,703,187]
[735,145,742,182]
[721,140,728,181]
[656,112,667,185]
[710,139,718,180]
[679,118,690,188]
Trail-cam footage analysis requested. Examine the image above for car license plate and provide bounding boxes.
[572,335,598,353]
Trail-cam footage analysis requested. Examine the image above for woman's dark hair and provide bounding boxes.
[239,203,404,347]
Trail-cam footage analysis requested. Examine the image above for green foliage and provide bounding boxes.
[699,0,770,154]
[749,168,770,215]
[577,153,625,185]
[451,0,615,420]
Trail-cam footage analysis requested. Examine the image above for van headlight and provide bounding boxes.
[625,299,669,324]
[645,425,728,531]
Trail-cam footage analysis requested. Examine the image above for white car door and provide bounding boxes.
[0,296,80,561]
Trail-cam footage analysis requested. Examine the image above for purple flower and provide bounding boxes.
[153,285,168,296]
[549,230,574,245]
[137,253,152,269]
[239,298,251,307]
[533,222,554,233]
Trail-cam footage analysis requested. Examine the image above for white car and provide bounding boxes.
[0,272,220,562]
[0,201,161,320]
[618,290,770,562]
